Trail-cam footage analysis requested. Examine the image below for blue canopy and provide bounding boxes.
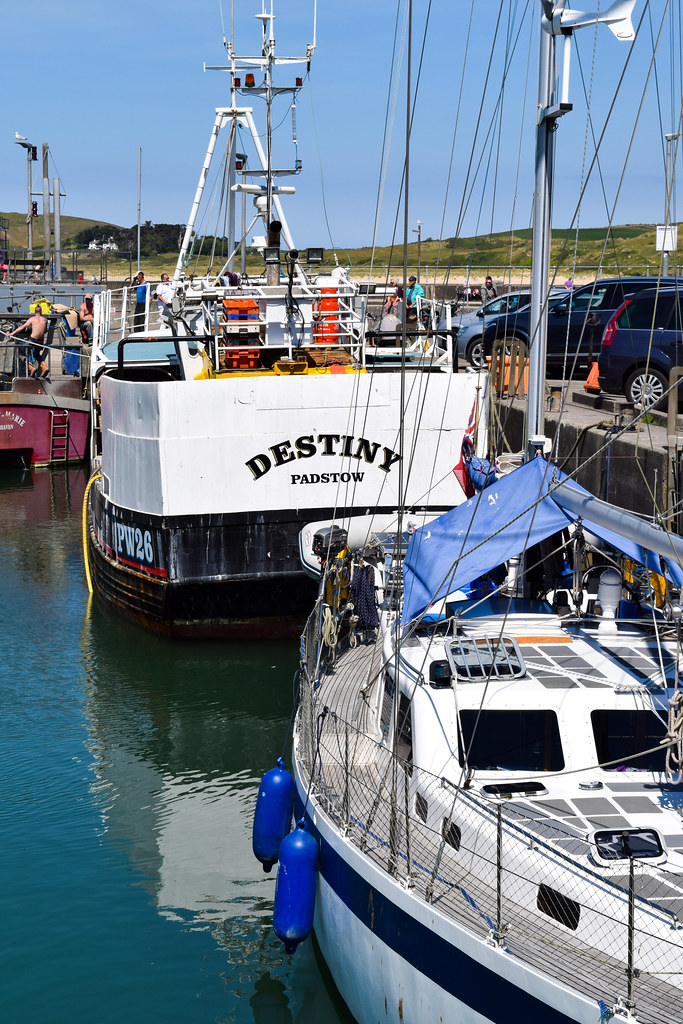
[402,457,683,625]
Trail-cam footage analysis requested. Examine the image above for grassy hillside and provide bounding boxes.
[0,212,673,280]
[344,224,668,276]
[0,212,117,250]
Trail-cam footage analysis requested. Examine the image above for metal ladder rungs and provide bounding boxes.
[50,409,69,462]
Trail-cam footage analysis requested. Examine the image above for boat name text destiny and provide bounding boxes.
[246,434,402,481]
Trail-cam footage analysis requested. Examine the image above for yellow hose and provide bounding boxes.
[82,469,102,595]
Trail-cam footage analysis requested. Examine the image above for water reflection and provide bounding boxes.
[1,466,352,1023]
[80,601,298,924]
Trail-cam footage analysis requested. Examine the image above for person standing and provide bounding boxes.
[132,271,148,331]
[7,307,49,377]
[155,273,175,325]
[481,276,497,302]
[405,275,424,324]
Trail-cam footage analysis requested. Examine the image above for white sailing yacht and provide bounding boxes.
[279,2,683,1022]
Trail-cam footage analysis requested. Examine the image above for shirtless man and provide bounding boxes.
[78,294,94,340]
[7,308,49,377]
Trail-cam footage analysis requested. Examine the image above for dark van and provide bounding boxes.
[483,277,680,376]
[598,286,683,409]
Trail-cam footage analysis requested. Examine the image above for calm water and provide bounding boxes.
[1,466,352,1024]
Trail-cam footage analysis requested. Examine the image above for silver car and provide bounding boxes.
[440,290,564,368]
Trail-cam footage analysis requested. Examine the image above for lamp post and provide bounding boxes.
[14,135,36,253]
[663,132,680,276]
[137,145,142,274]
[412,219,422,279]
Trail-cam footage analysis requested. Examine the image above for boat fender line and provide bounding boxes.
[321,604,337,649]
[665,690,683,785]
[82,470,102,596]
[252,757,294,873]
[273,818,318,954]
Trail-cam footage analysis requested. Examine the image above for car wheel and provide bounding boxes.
[465,337,485,369]
[625,367,668,410]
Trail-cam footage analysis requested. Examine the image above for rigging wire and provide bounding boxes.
[435,4,532,292]
[367,0,408,282]
[306,75,340,257]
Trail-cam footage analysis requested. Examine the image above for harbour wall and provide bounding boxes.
[499,384,679,528]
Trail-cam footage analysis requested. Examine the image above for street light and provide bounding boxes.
[14,134,37,253]
[663,132,680,276]
[412,219,422,279]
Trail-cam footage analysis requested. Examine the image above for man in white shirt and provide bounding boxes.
[155,273,175,326]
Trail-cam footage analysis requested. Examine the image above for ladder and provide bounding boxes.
[50,409,69,462]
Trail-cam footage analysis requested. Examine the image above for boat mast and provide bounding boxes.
[174,0,317,284]
[526,0,636,453]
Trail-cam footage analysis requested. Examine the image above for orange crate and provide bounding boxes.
[221,350,260,369]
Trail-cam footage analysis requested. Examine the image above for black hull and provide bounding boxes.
[87,481,424,639]
[87,478,449,639]
[87,531,317,638]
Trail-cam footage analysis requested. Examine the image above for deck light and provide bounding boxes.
[264,247,281,265]
[306,248,324,264]
[429,661,452,687]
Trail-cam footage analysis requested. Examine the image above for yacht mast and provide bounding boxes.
[526,0,636,451]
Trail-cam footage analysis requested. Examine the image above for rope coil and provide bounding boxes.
[664,690,683,785]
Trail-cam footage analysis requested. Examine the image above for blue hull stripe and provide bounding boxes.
[303,808,582,1024]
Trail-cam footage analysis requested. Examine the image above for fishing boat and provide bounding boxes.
[83,3,474,638]
[0,309,89,468]
[263,2,683,1022]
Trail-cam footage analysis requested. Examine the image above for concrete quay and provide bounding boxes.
[495,375,683,529]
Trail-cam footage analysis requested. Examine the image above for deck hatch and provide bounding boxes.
[446,635,525,681]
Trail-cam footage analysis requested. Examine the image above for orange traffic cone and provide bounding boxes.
[584,361,600,394]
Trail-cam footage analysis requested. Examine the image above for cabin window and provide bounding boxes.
[397,693,413,769]
[441,818,461,851]
[591,710,668,772]
[537,884,580,931]
[458,710,564,772]
[415,791,428,823]
[380,672,394,738]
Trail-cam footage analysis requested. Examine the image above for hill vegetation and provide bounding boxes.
[0,212,674,280]
[345,224,669,278]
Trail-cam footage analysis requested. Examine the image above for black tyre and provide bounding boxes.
[465,336,485,369]
[625,367,668,410]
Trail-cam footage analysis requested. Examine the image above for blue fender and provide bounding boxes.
[252,757,294,872]
[273,819,319,954]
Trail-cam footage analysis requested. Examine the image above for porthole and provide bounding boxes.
[537,883,580,931]
[441,818,461,851]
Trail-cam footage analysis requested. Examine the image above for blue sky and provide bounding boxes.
[1,1,681,250]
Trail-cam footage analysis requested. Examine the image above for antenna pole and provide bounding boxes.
[527,14,555,448]
[136,146,142,274]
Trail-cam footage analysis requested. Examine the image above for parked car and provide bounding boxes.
[598,286,683,409]
[482,277,680,376]
[438,290,535,368]
[455,289,569,368]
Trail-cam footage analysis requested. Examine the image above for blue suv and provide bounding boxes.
[598,286,683,409]
[482,277,679,376]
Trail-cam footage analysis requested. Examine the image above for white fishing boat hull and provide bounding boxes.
[87,369,486,637]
